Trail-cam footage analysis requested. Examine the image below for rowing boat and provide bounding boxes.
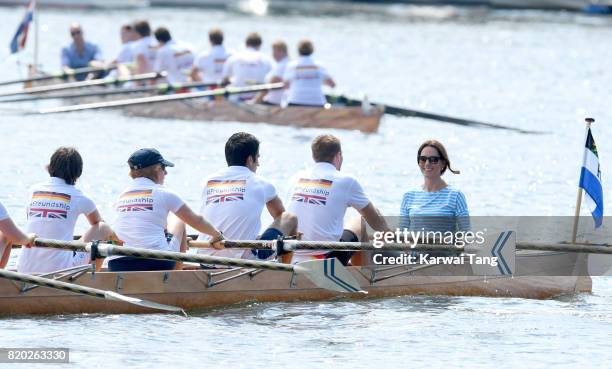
[122,100,384,133]
[15,79,384,133]
[0,250,591,315]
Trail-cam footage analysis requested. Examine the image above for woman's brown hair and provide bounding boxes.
[417,140,460,175]
[47,147,83,185]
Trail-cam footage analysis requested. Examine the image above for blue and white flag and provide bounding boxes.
[9,0,35,54]
[579,127,604,228]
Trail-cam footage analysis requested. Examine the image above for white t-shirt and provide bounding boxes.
[155,40,195,84]
[283,56,330,106]
[17,177,97,274]
[263,57,288,105]
[198,166,277,258]
[113,177,185,251]
[0,201,8,221]
[116,41,135,64]
[132,36,158,73]
[193,45,232,84]
[287,162,370,252]
[222,47,272,99]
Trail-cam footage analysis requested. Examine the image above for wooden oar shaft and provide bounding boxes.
[190,239,612,254]
[0,81,218,103]
[33,238,295,272]
[37,82,284,114]
[516,242,612,254]
[0,266,184,313]
[0,268,105,298]
[0,72,163,98]
[0,65,118,87]
[193,239,463,252]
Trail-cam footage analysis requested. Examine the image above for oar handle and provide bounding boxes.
[33,238,296,272]
[0,65,119,87]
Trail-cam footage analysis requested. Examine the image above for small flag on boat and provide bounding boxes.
[579,127,604,228]
[9,0,36,54]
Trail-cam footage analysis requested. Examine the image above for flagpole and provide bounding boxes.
[33,0,39,74]
[571,117,594,243]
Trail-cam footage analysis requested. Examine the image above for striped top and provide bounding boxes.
[399,186,470,232]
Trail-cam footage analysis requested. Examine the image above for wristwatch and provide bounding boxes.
[211,231,224,244]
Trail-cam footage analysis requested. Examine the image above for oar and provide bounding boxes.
[32,238,364,294]
[0,72,165,98]
[35,83,284,115]
[189,239,612,254]
[0,269,185,314]
[326,94,543,134]
[0,81,218,103]
[0,65,118,87]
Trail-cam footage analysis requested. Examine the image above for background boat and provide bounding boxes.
[0,0,148,8]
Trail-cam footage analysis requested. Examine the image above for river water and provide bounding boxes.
[0,4,610,369]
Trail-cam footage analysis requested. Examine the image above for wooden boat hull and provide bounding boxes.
[122,100,383,133]
[0,251,591,315]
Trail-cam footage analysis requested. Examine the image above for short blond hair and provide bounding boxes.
[312,134,341,163]
[129,164,159,181]
[272,40,288,55]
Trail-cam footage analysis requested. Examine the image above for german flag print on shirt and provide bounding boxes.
[116,190,154,212]
[206,180,246,204]
[291,178,333,206]
[28,191,71,219]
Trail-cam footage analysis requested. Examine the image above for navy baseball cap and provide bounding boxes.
[128,148,175,170]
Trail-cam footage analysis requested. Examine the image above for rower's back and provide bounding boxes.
[113,177,184,252]
[18,148,98,274]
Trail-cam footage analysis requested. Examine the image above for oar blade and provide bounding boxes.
[296,258,366,294]
[104,291,186,314]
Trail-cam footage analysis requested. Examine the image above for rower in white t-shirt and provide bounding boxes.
[221,32,272,100]
[110,148,224,272]
[115,24,138,64]
[190,28,232,85]
[106,24,138,81]
[283,39,336,107]
[198,132,297,260]
[132,20,159,75]
[153,27,195,85]
[287,134,389,265]
[254,40,289,106]
[0,201,35,269]
[17,147,113,274]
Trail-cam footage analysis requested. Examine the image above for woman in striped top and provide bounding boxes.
[400,140,470,233]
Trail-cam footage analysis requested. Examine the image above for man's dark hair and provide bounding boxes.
[209,28,224,45]
[225,132,260,167]
[133,20,151,37]
[154,27,172,43]
[298,39,314,56]
[245,32,262,48]
[47,147,83,185]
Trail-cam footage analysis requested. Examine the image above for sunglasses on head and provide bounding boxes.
[418,155,441,164]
